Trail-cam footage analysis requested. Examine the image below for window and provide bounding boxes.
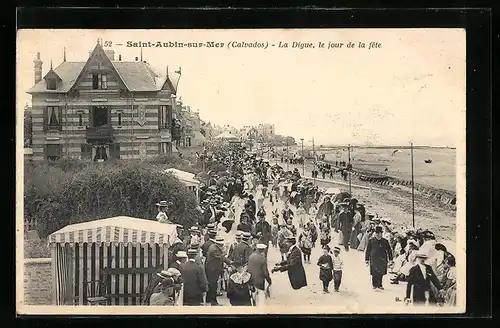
[46,106,61,129]
[159,105,171,130]
[46,144,61,161]
[46,79,57,90]
[158,142,171,154]
[186,137,192,147]
[78,113,83,127]
[92,73,108,90]
[118,113,122,126]
[92,106,108,127]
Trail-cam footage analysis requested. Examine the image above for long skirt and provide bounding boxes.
[350,230,360,249]
[357,232,369,251]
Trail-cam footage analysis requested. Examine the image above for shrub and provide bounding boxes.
[26,160,202,239]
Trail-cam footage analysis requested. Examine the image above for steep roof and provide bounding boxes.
[27,44,178,94]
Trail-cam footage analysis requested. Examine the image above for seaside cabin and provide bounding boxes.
[47,216,180,306]
[164,168,201,202]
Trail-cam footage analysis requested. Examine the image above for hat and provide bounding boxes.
[215,237,225,244]
[166,268,181,277]
[235,231,243,238]
[286,236,296,242]
[207,223,215,229]
[156,270,172,279]
[257,211,266,217]
[333,246,341,252]
[187,249,198,256]
[176,224,184,229]
[231,260,244,268]
[256,243,267,250]
[339,202,349,207]
[222,202,230,208]
[375,226,383,233]
[190,226,199,232]
[176,251,188,258]
[208,230,217,236]
[415,252,428,259]
[242,232,252,240]
[381,218,392,223]
[367,213,376,218]
[190,243,200,248]
[156,200,169,207]
[322,245,331,252]
[159,277,175,288]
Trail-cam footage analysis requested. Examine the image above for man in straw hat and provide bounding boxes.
[272,236,308,290]
[142,266,172,305]
[247,243,272,306]
[205,236,231,306]
[405,251,442,305]
[179,248,208,306]
[202,228,217,258]
[156,200,173,224]
[365,226,393,290]
[231,232,253,265]
[171,251,188,271]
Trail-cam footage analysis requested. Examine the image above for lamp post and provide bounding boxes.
[300,138,304,175]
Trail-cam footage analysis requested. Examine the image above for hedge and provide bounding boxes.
[24,159,202,239]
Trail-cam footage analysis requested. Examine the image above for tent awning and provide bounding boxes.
[164,168,200,185]
[48,216,178,246]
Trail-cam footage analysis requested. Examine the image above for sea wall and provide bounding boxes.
[349,169,456,208]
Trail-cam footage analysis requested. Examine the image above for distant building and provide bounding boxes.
[26,41,182,161]
[257,123,275,139]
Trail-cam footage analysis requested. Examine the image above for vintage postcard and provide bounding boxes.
[17,28,466,315]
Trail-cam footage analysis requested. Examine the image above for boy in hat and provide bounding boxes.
[317,245,333,293]
[332,246,344,292]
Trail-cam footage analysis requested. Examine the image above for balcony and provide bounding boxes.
[86,124,114,144]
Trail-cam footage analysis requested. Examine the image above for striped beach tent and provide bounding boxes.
[48,216,178,306]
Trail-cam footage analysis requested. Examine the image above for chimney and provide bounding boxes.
[104,50,115,61]
[118,54,122,61]
[33,52,43,84]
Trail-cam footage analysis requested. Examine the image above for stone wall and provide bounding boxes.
[23,258,52,305]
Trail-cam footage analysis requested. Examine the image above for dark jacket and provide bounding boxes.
[237,223,252,233]
[179,260,208,305]
[317,254,333,282]
[255,220,272,244]
[276,245,307,290]
[339,211,354,233]
[406,264,442,303]
[365,237,393,276]
[202,239,215,258]
[205,243,231,282]
[169,240,187,267]
[247,199,256,214]
[231,241,253,265]
[247,251,272,290]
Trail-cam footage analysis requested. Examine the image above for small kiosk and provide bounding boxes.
[48,216,178,306]
[164,168,201,201]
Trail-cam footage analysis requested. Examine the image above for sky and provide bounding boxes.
[17,29,466,147]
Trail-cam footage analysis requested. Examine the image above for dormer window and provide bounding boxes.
[92,72,108,90]
[46,79,57,90]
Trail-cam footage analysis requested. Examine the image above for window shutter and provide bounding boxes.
[158,106,161,131]
[43,107,47,131]
[58,107,63,131]
[89,107,94,127]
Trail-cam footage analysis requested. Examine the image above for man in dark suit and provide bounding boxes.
[170,251,188,271]
[405,252,442,305]
[201,230,217,258]
[248,244,272,306]
[247,194,256,215]
[339,202,354,251]
[205,237,231,306]
[168,227,187,267]
[231,232,253,265]
[365,226,393,290]
[254,212,272,257]
[272,236,307,290]
[179,249,208,306]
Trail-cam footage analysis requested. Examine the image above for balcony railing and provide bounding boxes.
[86,124,114,143]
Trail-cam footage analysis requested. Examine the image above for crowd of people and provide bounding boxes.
[147,144,457,308]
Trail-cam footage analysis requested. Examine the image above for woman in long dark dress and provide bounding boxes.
[226,261,255,306]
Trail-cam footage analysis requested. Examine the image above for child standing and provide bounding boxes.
[317,245,333,293]
[332,246,343,292]
[271,216,279,248]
